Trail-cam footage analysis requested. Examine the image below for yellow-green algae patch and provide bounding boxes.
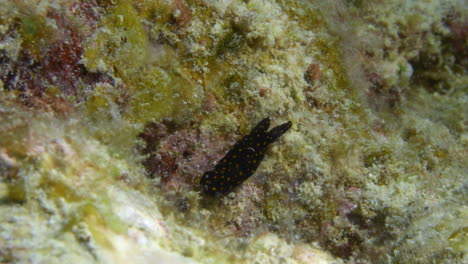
[82,0,202,124]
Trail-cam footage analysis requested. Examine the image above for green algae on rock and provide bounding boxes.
[0,0,467,263]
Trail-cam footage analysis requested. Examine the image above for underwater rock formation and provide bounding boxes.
[0,0,466,263]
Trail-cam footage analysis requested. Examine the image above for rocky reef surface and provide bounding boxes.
[0,0,466,263]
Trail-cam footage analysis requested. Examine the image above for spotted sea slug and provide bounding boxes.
[200,118,292,196]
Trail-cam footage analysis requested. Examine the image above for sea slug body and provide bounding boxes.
[200,118,291,196]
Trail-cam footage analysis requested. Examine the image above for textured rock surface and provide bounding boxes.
[0,0,466,263]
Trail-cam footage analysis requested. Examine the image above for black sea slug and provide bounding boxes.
[200,118,291,196]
